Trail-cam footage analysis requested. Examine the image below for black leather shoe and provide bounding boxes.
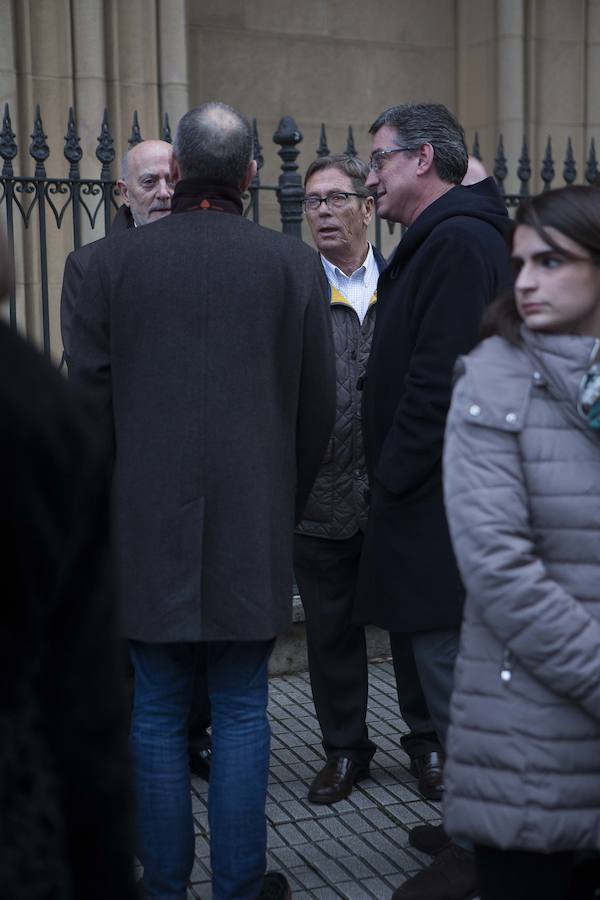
[189,746,211,782]
[408,823,452,856]
[410,751,444,801]
[307,756,369,805]
[258,871,292,899]
[391,844,478,899]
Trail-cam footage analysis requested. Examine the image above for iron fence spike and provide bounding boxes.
[345,125,357,157]
[30,103,50,177]
[0,103,17,175]
[64,107,83,174]
[472,131,482,161]
[316,123,329,157]
[563,136,577,185]
[128,110,143,147]
[585,137,598,184]
[161,112,172,143]
[540,136,554,191]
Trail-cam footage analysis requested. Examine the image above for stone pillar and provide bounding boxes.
[496,0,525,194]
[72,0,108,176]
[585,0,600,176]
[158,0,189,131]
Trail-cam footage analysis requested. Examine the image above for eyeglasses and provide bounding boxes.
[302,191,366,212]
[368,146,413,172]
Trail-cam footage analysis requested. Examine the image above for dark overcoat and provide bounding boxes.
[60,204,132,364]
[354,178,512,633]
[69,205,335,643]
[0,324,137,899]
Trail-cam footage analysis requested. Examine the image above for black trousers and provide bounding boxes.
[388,628,460,759]
[474,845,600,900]
[294,531,376,766]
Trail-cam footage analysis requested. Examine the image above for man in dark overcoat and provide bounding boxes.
[355,103,512,900]
[61,138,213,781]
[69,102,335,900]
[0,229,138,900]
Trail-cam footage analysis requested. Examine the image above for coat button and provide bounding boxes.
[469,404,481,417]
[505,412,517,424]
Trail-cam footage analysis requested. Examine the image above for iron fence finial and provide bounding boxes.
[1,103,17,176]
[30,104,50,178]
[345,126,357,157]
[162,112,172,143]
[64,107,82,178]
[540,137,554,191]
[563,137,577,185]
[129,110,143,147]
[96,108,115,181]
[585,137,598,185]
[316,124,329,158]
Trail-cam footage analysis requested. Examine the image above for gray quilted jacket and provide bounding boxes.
[442,327,600,852]
[296,284,377,539]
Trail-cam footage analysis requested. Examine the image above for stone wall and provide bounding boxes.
[1,0,599,347]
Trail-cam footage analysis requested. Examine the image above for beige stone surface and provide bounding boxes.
[1,0,600,346]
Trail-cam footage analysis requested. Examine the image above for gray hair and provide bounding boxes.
[173,102,253,185]
[369,103,468,185]
[304,154,371,197]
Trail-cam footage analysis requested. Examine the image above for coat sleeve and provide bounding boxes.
[294,261,336,523]
[443,374,600,722]
[60,249,86,367]
[68,247,115,458]
[375,232,497,495]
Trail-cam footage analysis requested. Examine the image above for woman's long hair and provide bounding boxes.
[481,185,600,343]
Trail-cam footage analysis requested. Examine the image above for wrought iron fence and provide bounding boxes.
[2,102,600,361]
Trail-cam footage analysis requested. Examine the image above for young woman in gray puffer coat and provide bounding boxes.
[442,185,600,900]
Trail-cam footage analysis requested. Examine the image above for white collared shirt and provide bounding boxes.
[320,244,378,323]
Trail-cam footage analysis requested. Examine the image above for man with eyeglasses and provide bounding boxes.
[295,154,386,805]
[354,104,512,900]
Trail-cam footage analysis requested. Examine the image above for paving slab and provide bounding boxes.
[187,658,454,899]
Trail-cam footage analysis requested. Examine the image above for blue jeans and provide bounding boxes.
[129,639,274,900]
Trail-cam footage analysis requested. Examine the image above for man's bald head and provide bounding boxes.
[173,102,254,187]
[118,140,174,226]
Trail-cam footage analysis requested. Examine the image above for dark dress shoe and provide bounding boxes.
[392,844,478,899]
[189,746,211,782]
[307,756,369,805]
[408,823,452,856]
[258,871,292,899]
[410,750,444,801]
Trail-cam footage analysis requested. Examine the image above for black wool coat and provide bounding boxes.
[0,324,137,899]
[69,206,336,643]
[60,204,132,365]
[354,178,513,633]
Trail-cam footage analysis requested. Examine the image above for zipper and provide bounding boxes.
[500,648,512,685]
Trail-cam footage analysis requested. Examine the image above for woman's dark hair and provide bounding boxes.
[481,185,600,343]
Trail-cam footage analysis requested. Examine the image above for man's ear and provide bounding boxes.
[170,157,181,185]
[363,194,375,227]
[117,179,130,207]
[240,159,257,192]
[416,143,435,176]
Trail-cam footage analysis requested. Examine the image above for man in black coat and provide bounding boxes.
[355,104,512,900]
[69,102,335,900]
[60,138,213,781]
[0,231,138,900]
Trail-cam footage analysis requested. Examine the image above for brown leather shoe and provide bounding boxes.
[307,756,369,805]
[410,751,444,801]
[408,823,452,856]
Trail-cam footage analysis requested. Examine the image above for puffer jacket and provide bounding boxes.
[442,327,600,853]
[297,248,385,538]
